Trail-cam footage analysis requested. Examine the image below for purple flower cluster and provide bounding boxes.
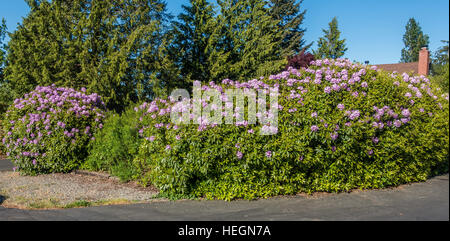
[311,125,319,132]
[236,151,243,159]
[330,132,339,141]
[3,85,105,173]
[346,110,361,121]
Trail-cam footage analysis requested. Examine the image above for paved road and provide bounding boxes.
[0,158,13,172]
[0,159,448,221]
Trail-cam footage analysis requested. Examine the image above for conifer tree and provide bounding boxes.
[268,0,310,56]
[433,40,449,66]
[6,1,84,96]
[401,18,430,63]
[314,17,347,59]
[0,18,10,114]
[5,0,174,112]
[171,0,217,84]
[208,0,286,81]
[431,40,449,92]
[0,18,6,79]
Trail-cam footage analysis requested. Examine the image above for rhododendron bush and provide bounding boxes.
[130,59,449,200]
[2,85,106,175]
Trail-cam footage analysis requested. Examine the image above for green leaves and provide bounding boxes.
[401,18,430,63]
[268,0,311,55]
[0,18,6,72]
[313,17,347,60]
[431,41,449,92]
[2,0,311,115]
[5,0,173,113]
[208,0,287,81]
[0,18,13,115]
[84,107,142,182]
[170,0,217,84]
[129,62,448,200]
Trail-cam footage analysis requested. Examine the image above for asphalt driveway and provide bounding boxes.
[0,158,448,221]
[0,157,13,172]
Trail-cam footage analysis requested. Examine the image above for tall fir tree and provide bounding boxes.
[432,40,449,66]
[0,18,10,114]
[208,0,287,81]
[401,18,430,63]
[6,1,84,96]
[0,18,6,78]
[170,0,217,84]
[76,0,175,110]
[313,17,347,59]
[431,40,449,92]
[268,0,311,56]
[5,0,174,112]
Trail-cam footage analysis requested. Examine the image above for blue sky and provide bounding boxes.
[1,0,449,64]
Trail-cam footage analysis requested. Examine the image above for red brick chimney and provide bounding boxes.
[418,47,430,76]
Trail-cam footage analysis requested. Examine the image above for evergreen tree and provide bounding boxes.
[432,40,449,66]
[208,0,286,81]
[0,18,10,114]
[313,17,347,59]
[6,1,84,97]
[0,18,6,82]
[401,18,430,63]
[431,40,449,92]
[76,0,175,110]
[171,0,217,84]
[268,0,311,56]
[5,0,174,112]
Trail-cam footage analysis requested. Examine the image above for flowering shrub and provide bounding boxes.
[2,85,106,175]
[83,106,142,182]
[130,58,449,200]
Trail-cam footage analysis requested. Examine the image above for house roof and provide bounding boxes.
[375,62,419,74]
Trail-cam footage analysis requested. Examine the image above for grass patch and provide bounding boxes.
[28,199,61,209]
[63,199,139,209]
[64,200,92,209]
[2,197,141,209]
[6,196,62,209]
[94,199,137,206]
[152,192,199,201]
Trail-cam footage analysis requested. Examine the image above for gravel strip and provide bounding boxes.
[0,171,159,209]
